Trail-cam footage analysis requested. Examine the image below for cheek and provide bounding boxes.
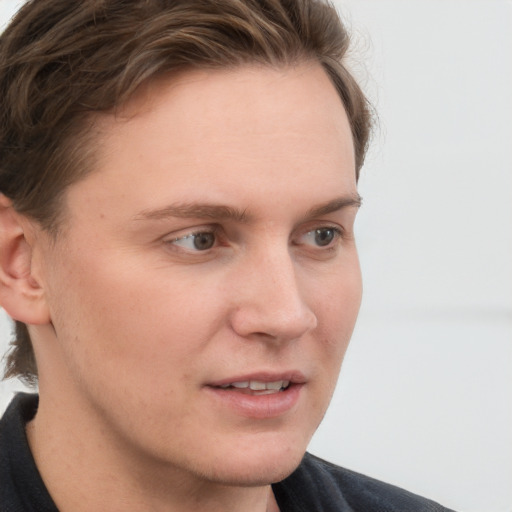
[314,260,362,367]
[317,258,362,329]
[53,253,229,383]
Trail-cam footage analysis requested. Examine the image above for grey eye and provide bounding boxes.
[172,231,216,251]
[313,228,336,247]
[192,232,215,250]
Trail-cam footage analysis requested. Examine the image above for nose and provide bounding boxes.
[228,247,318,343]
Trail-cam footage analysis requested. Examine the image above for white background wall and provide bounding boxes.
[1,1,511,511]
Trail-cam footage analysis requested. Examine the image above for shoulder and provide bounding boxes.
[272,452,456,512]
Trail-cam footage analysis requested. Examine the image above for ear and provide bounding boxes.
[0,194,51,325]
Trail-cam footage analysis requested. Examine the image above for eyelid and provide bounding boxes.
[163,225,221,251]
[294,224,345,249]
[161,221,347,256]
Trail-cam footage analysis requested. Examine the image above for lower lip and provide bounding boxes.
[204,384,303,419]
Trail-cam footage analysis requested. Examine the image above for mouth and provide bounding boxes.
[205,374,304,418]
[214,379,291,395]
[207,371,305,393]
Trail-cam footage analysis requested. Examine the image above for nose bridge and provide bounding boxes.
[229,240,317,340]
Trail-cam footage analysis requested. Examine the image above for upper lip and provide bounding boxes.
[207,371,307,388]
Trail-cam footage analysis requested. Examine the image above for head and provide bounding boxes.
[0,0,371,489]
[0,0,370,385]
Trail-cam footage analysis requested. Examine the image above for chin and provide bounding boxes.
[197,438,307,487]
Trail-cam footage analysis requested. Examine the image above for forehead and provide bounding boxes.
[99,63,353,160]
[63,63,356,227]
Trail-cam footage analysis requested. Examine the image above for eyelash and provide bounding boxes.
[167,227,221,252]
[166,224,344,254]
[296,226,344,251]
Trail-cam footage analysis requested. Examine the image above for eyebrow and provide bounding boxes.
[134,203,249,222]
[304,194,362,218]
[133,194,362,223]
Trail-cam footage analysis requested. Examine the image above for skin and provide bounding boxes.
[5,63,362,511]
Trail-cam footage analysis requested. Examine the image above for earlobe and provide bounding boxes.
[0,194,51,325]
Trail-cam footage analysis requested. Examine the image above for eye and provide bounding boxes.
[170,231,216,251]
[300,227,341,248]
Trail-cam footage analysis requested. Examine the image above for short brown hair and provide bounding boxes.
[0,0,372,384]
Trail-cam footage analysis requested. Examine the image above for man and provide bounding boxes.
[0,1,454,510]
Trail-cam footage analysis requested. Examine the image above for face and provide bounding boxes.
[34,63,362,487]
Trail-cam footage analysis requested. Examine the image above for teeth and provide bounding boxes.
[222,380,290,390]
[249,380,267,391]
[232,381,249,388]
